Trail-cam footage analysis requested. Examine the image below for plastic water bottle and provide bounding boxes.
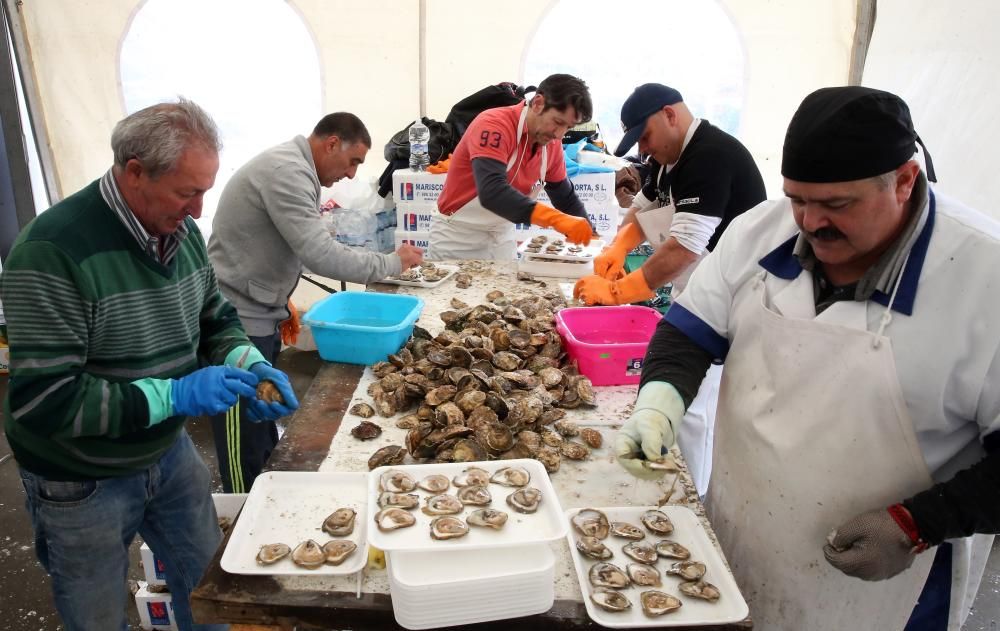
[408,118,429,171]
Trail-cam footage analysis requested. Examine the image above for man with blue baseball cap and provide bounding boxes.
[575,83,765,495]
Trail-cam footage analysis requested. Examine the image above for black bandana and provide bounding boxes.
[782,86,936,183]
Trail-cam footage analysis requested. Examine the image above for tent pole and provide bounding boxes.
[849,0,877,85]
[2,0,59,204]
[418,0,426,118]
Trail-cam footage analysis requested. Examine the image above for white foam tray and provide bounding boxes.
[517,255,594,279]
[220,471,368,576]
[388,544,554,592]
[518,238,605,262]
[566,505,749,628]
[367,459,566,552]
[378,263,459,288]
[391,589,553,630]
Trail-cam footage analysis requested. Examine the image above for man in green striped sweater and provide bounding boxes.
[1,100,297,631]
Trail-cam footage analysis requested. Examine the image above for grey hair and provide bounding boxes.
[872,170,897,190]
[111,98,221,178]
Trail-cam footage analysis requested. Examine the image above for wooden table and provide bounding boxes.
[191,268,753,630]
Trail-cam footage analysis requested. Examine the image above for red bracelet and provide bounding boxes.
[888,503,929,553]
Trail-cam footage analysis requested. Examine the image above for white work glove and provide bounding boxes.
[614,381,686,481]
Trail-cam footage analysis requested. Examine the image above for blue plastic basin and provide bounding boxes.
[302,292,424,365]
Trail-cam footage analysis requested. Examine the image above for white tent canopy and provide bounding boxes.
[9,0,1000,229]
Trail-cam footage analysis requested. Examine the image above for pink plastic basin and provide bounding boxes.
[554,305,662,386]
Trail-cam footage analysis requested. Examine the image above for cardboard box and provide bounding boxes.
[135,581,176,630]
[392,169,617,214]
[392,170,447,210]
[0,342,9,375]
[394,232,431,250]
[395,208,439,233]
[139,493,247,587]
[535,172,616,210]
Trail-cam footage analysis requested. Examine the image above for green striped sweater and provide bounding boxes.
[1,180,251,479]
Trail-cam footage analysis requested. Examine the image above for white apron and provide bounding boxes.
[707,270,938,630]
[427,106,546,261]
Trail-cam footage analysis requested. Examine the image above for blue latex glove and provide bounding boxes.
[171,366,258,417]
[246,363,299,422]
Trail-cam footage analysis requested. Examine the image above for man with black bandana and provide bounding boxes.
[614,86,1000,630]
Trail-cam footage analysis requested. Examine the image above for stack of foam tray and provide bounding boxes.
[386,544,555,629]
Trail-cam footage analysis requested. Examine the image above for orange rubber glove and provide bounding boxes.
[280,299,301,346]
[574,269,655,306]
[530,203,593,246]
[427,154,452,174]
[594,222,644,280]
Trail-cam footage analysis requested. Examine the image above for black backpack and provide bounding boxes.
[445,82,533,138]
[377,82,534,197]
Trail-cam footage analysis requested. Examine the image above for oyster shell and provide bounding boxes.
[467,508,508,530]
[490,466,531,487]
[291,540,325,569]
[590,588,631,612]
[350,420,382,441]
[666,560,707,581]
[506,487,542,514]
[640,509,674,535]
[425,384,458,406]
[628,563,662,587]
[322,507,357,536]
[576,535,613,560]
[609,521,645,540]
[368,445,407,470]
[456,484,492,506]
[560,441,590,460]
[377,492,419,509]
[623,541,659,565]
[640,590,682,616]
[535,446,561,473]
[417,474,450,494]
[655,540,691,560]
[678,579,721,602]
[589,562,630,588]
[256,380,284,404]
[322,540,357,565]
[256,543,291,565]
[380,469,417,493]
[580,428,603,448]
[421,493,464,516]
[453,466,491,487]
[395,414,421,429]
[455,273,472,289]
[571,509,610,539]
[374,507,417,531]
[553,420,579,437]
[430,515,469,540]
[349,402,375,418]
[486,290,505,302]
[451,437,487,462]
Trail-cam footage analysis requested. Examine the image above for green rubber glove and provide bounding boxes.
[614,381,686,481]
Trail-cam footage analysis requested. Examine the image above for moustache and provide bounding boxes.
[807,227,846,242]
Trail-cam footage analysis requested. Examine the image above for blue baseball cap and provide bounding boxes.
[614,84,684,157]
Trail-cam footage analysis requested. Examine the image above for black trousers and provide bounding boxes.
[210,332,281,493]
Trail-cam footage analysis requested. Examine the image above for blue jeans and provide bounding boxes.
[18,431,228,631]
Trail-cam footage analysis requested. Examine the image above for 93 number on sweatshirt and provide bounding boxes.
[479,131,501,148]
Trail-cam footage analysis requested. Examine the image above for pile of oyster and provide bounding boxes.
[573,508,721,617]
[255,507,359,569]
[354,290,599,474]
[371,465,541,541]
